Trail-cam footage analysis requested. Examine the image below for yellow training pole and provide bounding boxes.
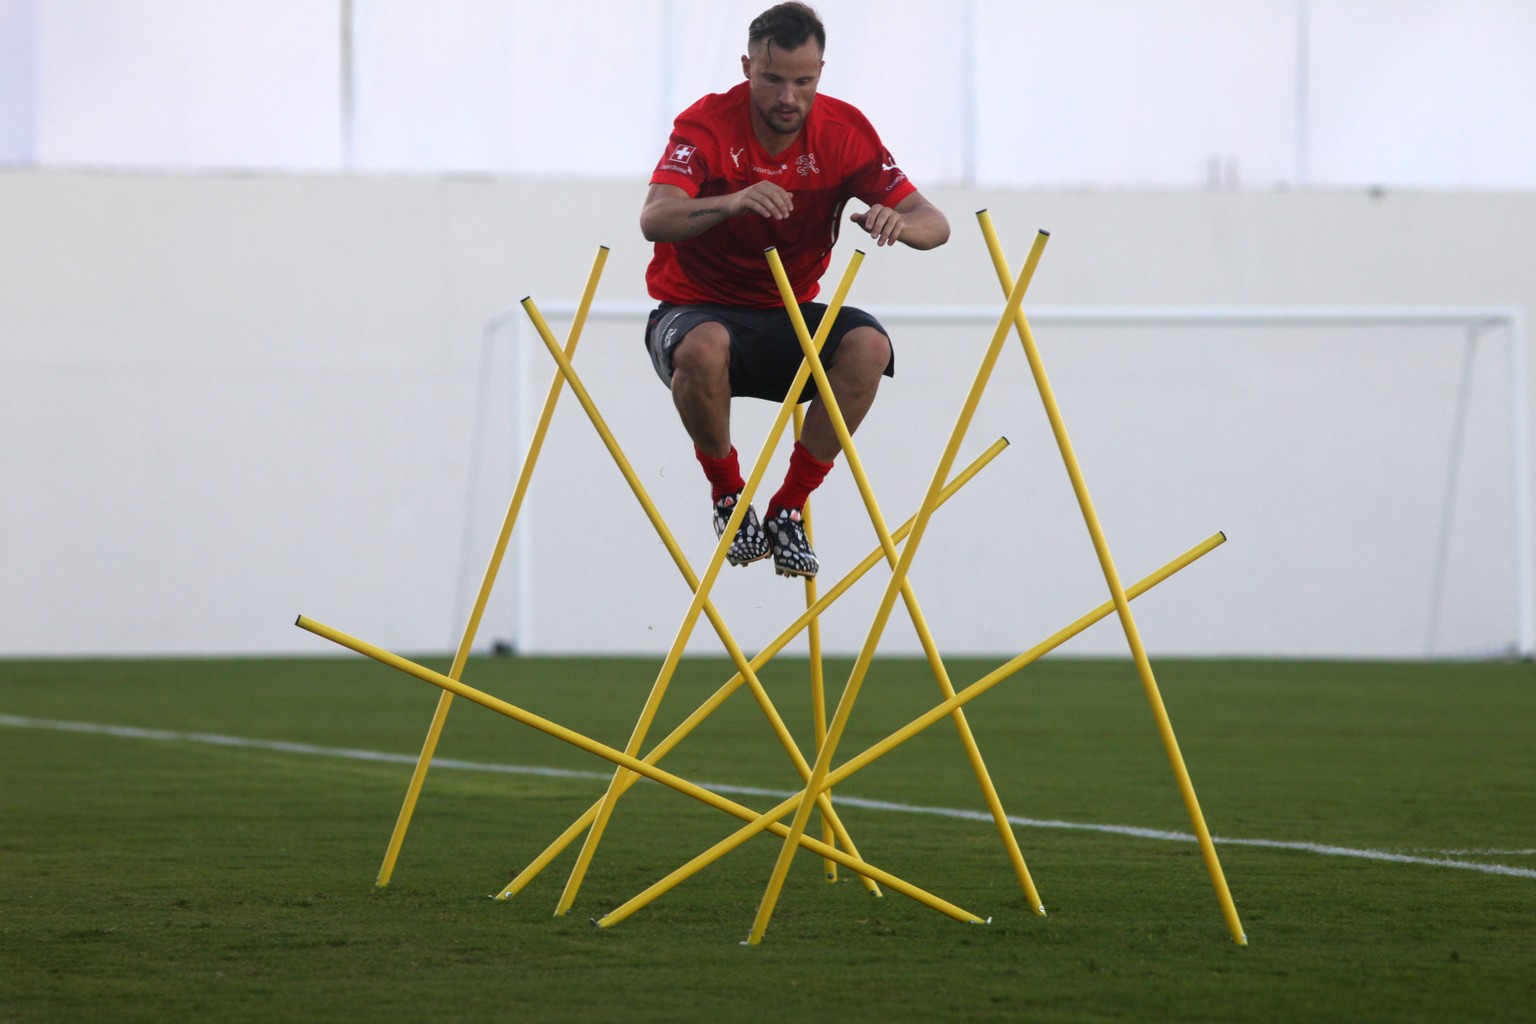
[524,294,883,907]
[772,243,1046,905]
[531,255,881,912]
[595,531,1225,928]
[295,615,984,926]
[831,535,1228,798]
[793,402,837,882]
[494,439,1010,902]
[373,245,608,888]
[977,212,1247,946]
[539,258,881,909]
[766,248,1046,913]
[746,233,1050,945]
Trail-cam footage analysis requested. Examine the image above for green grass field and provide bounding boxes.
[2,653,1533,1023]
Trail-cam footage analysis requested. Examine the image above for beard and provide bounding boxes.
[758,98,811,136]
[768,114,803,135]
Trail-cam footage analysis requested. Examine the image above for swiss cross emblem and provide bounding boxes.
[671,145,696,163]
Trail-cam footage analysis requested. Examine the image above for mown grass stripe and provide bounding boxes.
[5,712,1533,881]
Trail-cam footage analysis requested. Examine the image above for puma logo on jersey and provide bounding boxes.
[729,147,745,168]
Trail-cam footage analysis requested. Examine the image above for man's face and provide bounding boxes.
[742,40,823,138]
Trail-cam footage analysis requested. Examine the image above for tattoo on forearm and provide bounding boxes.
[687,207,726,220]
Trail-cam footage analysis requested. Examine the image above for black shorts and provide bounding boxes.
[644,301,895,404]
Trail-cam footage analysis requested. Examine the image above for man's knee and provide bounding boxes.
[670,322,731,381]
[833,326,892,381]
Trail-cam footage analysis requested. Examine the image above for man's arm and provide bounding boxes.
[849,190,950,250]
[640,182,796,243]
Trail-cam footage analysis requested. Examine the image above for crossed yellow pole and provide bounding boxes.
[793,403,838,882]
[492,437,1010,902]
[373,246,608,889]
[763,245,1045,913]
[305,213,1245,946]
[523,254,883,913]
[296,614,982,923]
[976,211,1247,945]
[593,531,1225,927]
[296,530,1224,931]
[741,230,1050,944]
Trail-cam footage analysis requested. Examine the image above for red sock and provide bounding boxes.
[695,446,744,501]
[769,442,835,516]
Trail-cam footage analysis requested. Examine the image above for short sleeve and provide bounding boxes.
[831,101,918,208]
[846,144,918,209]
[650,125,712,197]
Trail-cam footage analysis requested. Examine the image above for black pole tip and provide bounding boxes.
[1218,530,1228,542]
[1039,229,1051,237]
[975,208,988,215]
[599,244,610,251]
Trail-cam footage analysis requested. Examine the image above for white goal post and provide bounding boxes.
[473,303,1530,660]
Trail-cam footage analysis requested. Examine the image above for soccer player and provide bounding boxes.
[641,1,949,578]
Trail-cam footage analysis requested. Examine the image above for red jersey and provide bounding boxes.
[646,82,917,308]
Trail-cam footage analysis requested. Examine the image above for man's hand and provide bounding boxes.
[728,181,795,221]
[850,192,950,251]
[849,204,905,247]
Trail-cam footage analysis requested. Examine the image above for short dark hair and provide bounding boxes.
[748,3,825,55]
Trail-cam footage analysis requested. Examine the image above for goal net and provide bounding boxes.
[460,302,1530,661]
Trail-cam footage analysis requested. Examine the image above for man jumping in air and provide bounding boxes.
[641,1,949,578]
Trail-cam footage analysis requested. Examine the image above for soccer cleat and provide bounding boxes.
[713,493,771,566]
[765,506,819,578]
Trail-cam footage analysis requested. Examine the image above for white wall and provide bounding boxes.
[3,0,1535,189]
[1,170,1531,659]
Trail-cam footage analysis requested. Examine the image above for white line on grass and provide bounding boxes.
[5,713,1533,881]
[1411,848,1536,857]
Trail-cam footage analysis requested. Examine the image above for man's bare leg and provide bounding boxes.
[671,321,771,565]
[797,326,891,461]
[758,326,891,578]
[669,322,733,457]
